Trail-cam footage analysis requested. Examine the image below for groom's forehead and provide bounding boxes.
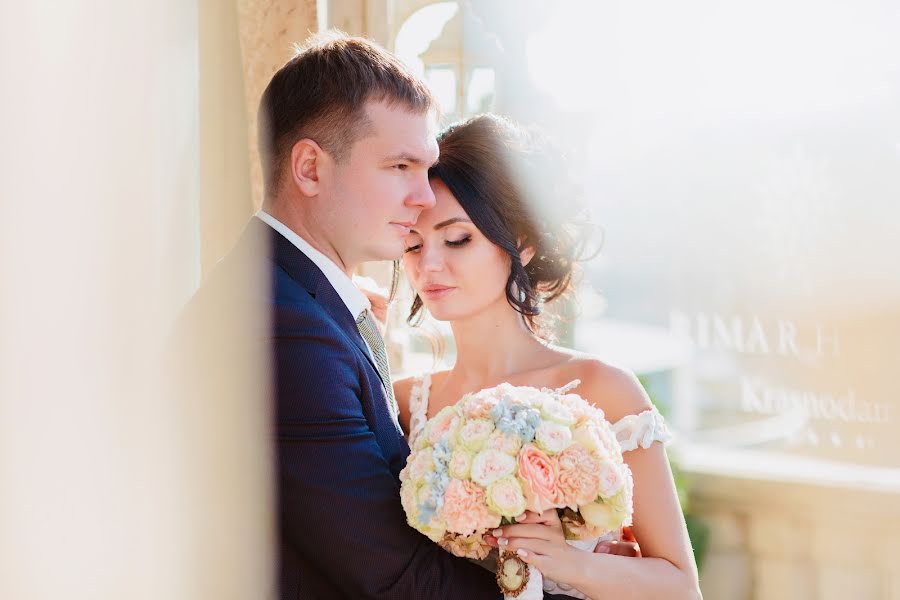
[364,122,439,164]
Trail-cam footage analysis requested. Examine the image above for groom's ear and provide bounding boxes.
[289,139,325,197]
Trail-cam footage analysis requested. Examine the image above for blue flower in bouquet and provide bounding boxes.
[418,439,452,523]
[492,399,540,442]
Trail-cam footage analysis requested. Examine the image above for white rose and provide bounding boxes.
[470,449,517,487]
[598,462,625,497]
[580,499,625,534]
[573,423,606,456]
[485,431,523,456]
[448,449,475,479]
[456,418,495,452]
[540,398,577,426]
[535,421,573,455]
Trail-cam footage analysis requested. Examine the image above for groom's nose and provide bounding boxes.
[405,174,436,211]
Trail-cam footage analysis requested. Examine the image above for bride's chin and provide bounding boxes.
[421,304,455,322]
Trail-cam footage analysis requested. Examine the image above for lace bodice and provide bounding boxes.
[406,374,672,452]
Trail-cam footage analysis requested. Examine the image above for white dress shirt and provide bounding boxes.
[255,210,371,320]
[256,211,399,427]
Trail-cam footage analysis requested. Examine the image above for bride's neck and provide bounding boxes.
[448,299,547,386]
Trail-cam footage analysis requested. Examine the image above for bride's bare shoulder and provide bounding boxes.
[392,375,418,404]
[555,352,653,423]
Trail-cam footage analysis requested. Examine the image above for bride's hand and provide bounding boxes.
[353,276,389,329]
[491,509,585,586]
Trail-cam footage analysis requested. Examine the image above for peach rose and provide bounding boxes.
[556,443,602,507]
[516,444,559,513]
[440,479,499,535]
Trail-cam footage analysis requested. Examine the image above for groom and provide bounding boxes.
[245,33,503,599]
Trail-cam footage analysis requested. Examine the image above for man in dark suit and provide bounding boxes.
[181,32,505,599]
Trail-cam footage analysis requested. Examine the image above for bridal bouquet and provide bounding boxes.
[399,380,633,599]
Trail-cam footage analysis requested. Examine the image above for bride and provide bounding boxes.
[391,115,702,599]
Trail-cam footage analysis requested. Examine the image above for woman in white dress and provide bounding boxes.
[392,115,702,599]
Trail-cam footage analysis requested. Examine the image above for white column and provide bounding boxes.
[0,2,272,599]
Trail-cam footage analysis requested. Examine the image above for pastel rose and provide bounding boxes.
[400,479,419,523]
[485,430,523,456]
[427,406,461,445]
[517,444,559,513]
[440,479,498,535]
[535,421,573,455]
[598,462,625,498]
[407,448,434,482]
[456,418,495,452]
[540,397,577,426]
[486,476,527,517]
[579,499,625,535]
[558,393,590,420]
[556,443,602,507]
[572,422,607,457]
[470,449,517,487]
[448,449,474,479]
[462,393,499,420]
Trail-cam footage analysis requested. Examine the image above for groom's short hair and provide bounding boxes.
[258,31,435,198]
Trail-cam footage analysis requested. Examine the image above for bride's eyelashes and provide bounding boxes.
[445,235,472,247]
[403,235,472,254]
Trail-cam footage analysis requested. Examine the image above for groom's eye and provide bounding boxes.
[393,163,409,171]
[404,244,422,253]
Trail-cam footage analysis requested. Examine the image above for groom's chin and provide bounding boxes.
[372,241,406,262]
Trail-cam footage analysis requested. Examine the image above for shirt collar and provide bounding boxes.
[255,210,370,318]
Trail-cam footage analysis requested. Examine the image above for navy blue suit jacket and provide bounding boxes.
[252,220,503,598]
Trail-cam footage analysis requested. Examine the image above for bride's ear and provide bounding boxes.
[518,239,536,268]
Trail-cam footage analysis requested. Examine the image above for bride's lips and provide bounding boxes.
[422,284,456,300]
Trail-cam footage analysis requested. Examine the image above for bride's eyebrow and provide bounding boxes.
[409,217,472,235]
[433,217,472,230]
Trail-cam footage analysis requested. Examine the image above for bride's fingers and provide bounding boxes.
[494,523,555,542]
[505,537,554,556]
[515,547,548,569]
[517,509,557,524]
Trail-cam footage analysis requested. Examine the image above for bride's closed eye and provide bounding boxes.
[404,235,472,254]
[445,235,472,247]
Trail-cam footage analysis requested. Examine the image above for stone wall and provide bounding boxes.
[690,473,900,599]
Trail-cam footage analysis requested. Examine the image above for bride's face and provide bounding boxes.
[402,178,511,322]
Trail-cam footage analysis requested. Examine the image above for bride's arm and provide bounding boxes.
[501,361,702,600]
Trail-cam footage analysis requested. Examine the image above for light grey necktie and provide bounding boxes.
[355,309,399,420]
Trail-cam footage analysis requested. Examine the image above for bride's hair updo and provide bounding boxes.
[408,114,597,334]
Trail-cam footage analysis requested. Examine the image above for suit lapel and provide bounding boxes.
[263,219,382,380]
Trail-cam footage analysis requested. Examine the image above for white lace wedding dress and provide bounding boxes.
[406,373,673,600]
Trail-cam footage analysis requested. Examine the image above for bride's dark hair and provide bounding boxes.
[407,114,597,335]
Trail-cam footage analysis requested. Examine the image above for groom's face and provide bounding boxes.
[320,101,439,265]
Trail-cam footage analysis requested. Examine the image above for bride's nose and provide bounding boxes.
[418,243,444,273]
